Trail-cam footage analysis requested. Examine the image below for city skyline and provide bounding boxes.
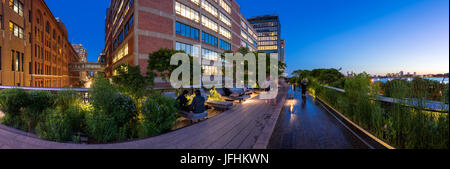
[44,0,449,76]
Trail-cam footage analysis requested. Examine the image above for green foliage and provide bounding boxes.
[89,74,119,114]
[55,89,82,112]
[444,87,449,104]
[147,48,185,86]
[0,88,29,127]
[85,112,118,143]
[208,87,225,101]
[309,73,449,149]
[23,90,55,132]
[137,94,179,138]
[113,64,149,100]
[36,109,73,142]
[110,93,138,126]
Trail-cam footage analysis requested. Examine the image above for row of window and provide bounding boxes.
[114,15,134,49]
[219,26,231,39]
[201,0,218,17]
[175,1,200,23]
[176,22,200,40]
[258,45,278,51]
[220,39,231,51]
[113,43,128,64]
[202,32,218,46]
[176,42,200,57]
[202,15,218,32]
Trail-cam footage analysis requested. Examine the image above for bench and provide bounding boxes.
[181,111,209,123]
[206,100,234,111]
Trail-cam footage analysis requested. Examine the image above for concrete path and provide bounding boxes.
[268,87,369,149]
[0,86,289,149]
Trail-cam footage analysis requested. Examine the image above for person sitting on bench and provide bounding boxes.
[190,90,206,114]
[177,90,190,112]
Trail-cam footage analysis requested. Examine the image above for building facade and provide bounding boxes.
[104,0,258,87]
[72,43,88,81]
[0,0,80,87]
[247,15,284,63]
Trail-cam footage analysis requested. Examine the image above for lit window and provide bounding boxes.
[175,1,200,23]
[201,15,218,32]
[201,0,218,17]
[219,0,231,14]
[219,26,231,40]
[9,0,24,17]
[9,21,24,39]
[176,42,200,57]
[219,12,231,27]
[113,43,129,63]
[241,30,248,41]
[190,0,200,5]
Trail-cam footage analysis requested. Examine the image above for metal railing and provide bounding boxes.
[322,85,449,113]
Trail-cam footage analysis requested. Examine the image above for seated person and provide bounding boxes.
[224,88,240,97]
[177,90,190,112]
[190,90,206,114]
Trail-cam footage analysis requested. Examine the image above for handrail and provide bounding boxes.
[0,86,88,92]
[322,85,449,112]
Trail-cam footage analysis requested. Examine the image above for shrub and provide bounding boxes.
[36,109,72,142]
[444,87,449,104]
[55,89,82,112]
[65,105,88,133]
[137,94,178,138]
[208,87,225,101]
[113,64,149,101]
[89,74,119,113]
[23,90,55,132]
[110,93,138,126]
[85,112,118,143]
[0,88,29,127]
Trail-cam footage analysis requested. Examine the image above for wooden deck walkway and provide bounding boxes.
[0,86,288,149]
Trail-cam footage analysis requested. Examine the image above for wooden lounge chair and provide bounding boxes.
[216,88,250,103]
[206,100,234,111]
[181,111,209,123]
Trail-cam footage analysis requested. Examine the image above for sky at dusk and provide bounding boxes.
[45,0,449,76]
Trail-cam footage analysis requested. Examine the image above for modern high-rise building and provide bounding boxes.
[72,44,87,63]
[247,15,284,63]
[104,0,258,87]
[72,44,88,81]
[0,0,80,87]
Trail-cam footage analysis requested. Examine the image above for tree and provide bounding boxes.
[147,48,186,87]
[113,64,149,101]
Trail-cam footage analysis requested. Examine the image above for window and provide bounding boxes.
[241,30,248,41]
[201,15,218,32]
[175,2,200,23]
[202,48,219,61]
[220,39,231,51]
[201,0,218,17]
[219,0,231,14]
[9,21,24,39]
[0,47,2,70]
[176,22,199,40]
[241,20,247,29]
[0,15,3,29]
[113,43,128,63]
[190,0,200,5]
[176,42,199,57]
[219,26,231,39]
[202,32,218,47]
[219,12,231,27]
[9,0,24,17]
[124,15,134,36]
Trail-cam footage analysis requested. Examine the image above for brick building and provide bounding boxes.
[0,0,80,87]
[103,0,258,87]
